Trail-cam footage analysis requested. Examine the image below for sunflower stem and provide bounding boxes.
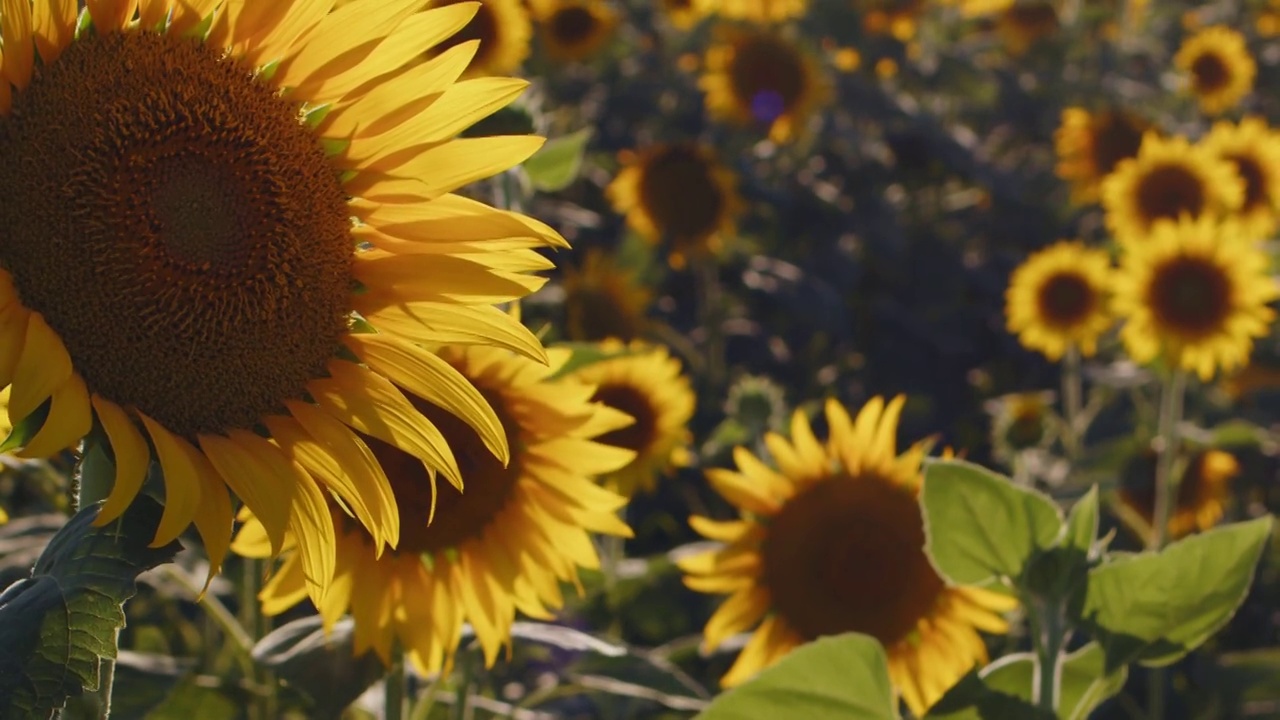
[386,642,407,720]
[1061,346,1084,461]
[77,441,121,719]
[1031,597,1066,713]
[1146,368,1187,720]
[694,256,726,392]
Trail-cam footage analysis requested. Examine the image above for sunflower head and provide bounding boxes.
[532,0,617,62]
[1005,241,1116,361]
[560,249,654,342]
[1201,117,1280,239]
[1119,447,1239,539]
[997,1,1060,56]
[700,26,830,143]
[1113,216,1278,381]
[1055,107,1153,205]
[678,397,1015,715]
[1174,26,1256,116]
[424,0,534,77]
[985,390,1056,459]
[1100,133,1244,245]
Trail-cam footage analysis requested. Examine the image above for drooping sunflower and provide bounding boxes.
[425,0,534,77]
[695,0,807,24]
[1119,447,1239,539]
[678,398,1016,715]
[996,1,1059,56]
[532,0,617,62]
[1005,241,1116,361]
[1174,26,1256,116]
[1201,117,1280,239]
[234,344,636,675]
[1054,106,1153,205]
[606,142,742,267]
[1113,216,1278,381]
[560,249,654,342]
[1100,133,1243,245]
[565,341,695,497]
[0,0,564,593]
[700,26,829,143]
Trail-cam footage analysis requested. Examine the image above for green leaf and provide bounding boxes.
[543,341,634,381]
[1064,486,1099,557]
[522,128,593,192]
[1083,516,1273,672]
[920,459,1063,587]
[695,633,899,720]
[924,667,1050,720]
[0,497,180,718]
[930,643,1125,720]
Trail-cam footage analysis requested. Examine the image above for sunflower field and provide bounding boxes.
[7,0,1280,718]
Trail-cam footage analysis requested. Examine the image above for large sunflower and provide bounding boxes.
[0,0,564,593]
[1113,216,1278,381]
[1119,447,1239,540]
[700,26,829,144]
[1055,106,1153,205]
[561,249,654,342]
[606,142,742,267]
[532,0,617,62]
[1174,26,1256,116]
[425,0,534,77]
[678,398,1015,715]
[1005,241,1115,361]
[1100,133,1243,245]
[1201,117,1280,240]
[234,344,635,674]
[565,341,695,497]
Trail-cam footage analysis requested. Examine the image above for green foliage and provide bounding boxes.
[521,128,593,192]
[544,341,635,380]
[929,644,1126,720]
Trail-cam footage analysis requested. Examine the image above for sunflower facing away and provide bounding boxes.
[532,0,617,62]
[561,249,654,342]
[700,26,829,143]
[1119,447,1239,539]
[1054,106,1153,205]
[1005,241,1115,361]
[1174,26,1256,116]
[606,142,743,267]
[1113,216,1278,381]
[0,0,564,593]
[1201,117,1280,240]
[678,397,1016,715]
[566,341,695,497]
[234,344,636,675]
[1100,133,1243,245]
[425,0,534,77]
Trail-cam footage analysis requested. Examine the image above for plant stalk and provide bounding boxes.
[1146,368,1187,720]
[1061,345,1084,461]
[78,442,120,719]
[386,642,407,720]
[1031,598,1066,712]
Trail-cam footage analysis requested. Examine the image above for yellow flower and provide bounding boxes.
[1174,26,1256,116]
[561,250,654,342]
[1113,217,1278,380]
[426,0,534,77]
[679,398,1015,716]
[858,0,925,42]
[1055,107,1154,205]
[938,0,1014,17]
[234,345,635,675]
[661,0,708,30]
[566,342,695,496]
[986,391,1055,456]
[997,1,1059,56]
[1101,133,1244,245]
[532,0,617,62]
[700,26,830,143]
[1201,117,1280,239]
[606,142,742,267]
[1005,241,1115,360]
[0,0,563,593]
[1119,448,1239,539]
[694,0,807,24]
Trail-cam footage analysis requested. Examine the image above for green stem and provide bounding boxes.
[78,441,120,719]
[694,257,726,392]
[1146,369,1187,720]
[453,653,473,720]
[96,634,118,720]
[386,643,407,720]
[1061,346,1084,461]
[1032,601,1065,713]
[158,566,256,677]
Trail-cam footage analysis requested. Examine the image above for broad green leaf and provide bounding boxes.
[920,459,1063,586]
[695,633,898,720]
[0,497,179,718]
[1083,516,1273,672]
[522,128,593,192]
[1064,486,1099,556]
[924,668,1049,720]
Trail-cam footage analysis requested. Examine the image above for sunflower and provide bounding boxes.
[938,0,1014,17]
[996,1,1059,56]
[606,142,742,267]
[1174,26,1256,116]
[1005,241,1115,361]
[1100,133,1244,245]
[0,0,564,593]
[1119,447,1239,539]
[700,26,829,143]
[1201,117,1280,240]
[1113,216,1278,381]
[532,0,617,62]
[695,0,807,24]
[1054,107,1153,205]
[662,0,708,30]
[425,0,534,77]
[560,249,654,343]
[985,390,1055,457]
[678,397,1016,715]
[858,0,926,42]
[565,341,695,496]
[234,344,636,675]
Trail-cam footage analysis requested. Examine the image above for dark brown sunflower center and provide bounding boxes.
[761,474,944,644]
[728,35,806,121]
[0,31,351,439]
[550,6,599,45]
[591,383,658,454]
[1147,255,1231,337]
[1005,403,1047,449]
[1228,154,1268,212]
[432,0,500,69]
[1190,52,1230,94]
[636,146,725,244]
[1135,164,1206,228]
[1036,271,1095,328]
[1091,111,1147,177]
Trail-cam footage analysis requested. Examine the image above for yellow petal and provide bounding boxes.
[92,396,152,527]
[32,0,76,64]
[274,0,424,93]
[1,0,33,89]
[10,313,71,425]
[86,0,137,31]
[15,373,90,459]
[189,449,233,594]
[703,585,769,650]
[354,252,542,305]
[347,136,545,197]
[138,413,203,548]
[229,514,273,558]
[706,469,781,516]
[360,301,549,363]
[199,431,297,558]
[259,553,311,616]
[240,0,332,69]
[0,304,29,388]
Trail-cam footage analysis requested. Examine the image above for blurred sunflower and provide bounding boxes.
[606,142,742,267]
[1005,241,1115,361]
[1113,217,1278,381]
[1174,26,1256,116]
[1101,133,1243,245]
[561,250,654,342]
[940,0,1014,17]
[662,0,708,30]
[426,0,534,77]
[0,0,563,592]
[235,345,635,675]
[1055,107,1153,205]
[985,391,1055,459]
[858,0,926,42]
[678,398,1015,715]
[701,27,829,143]
[996,1,1059,56]
[533,0,617,62]
[696,0,807,24]
[1119,448,1239,539]
[1201,117,1280,240]
[567,341,695,496]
